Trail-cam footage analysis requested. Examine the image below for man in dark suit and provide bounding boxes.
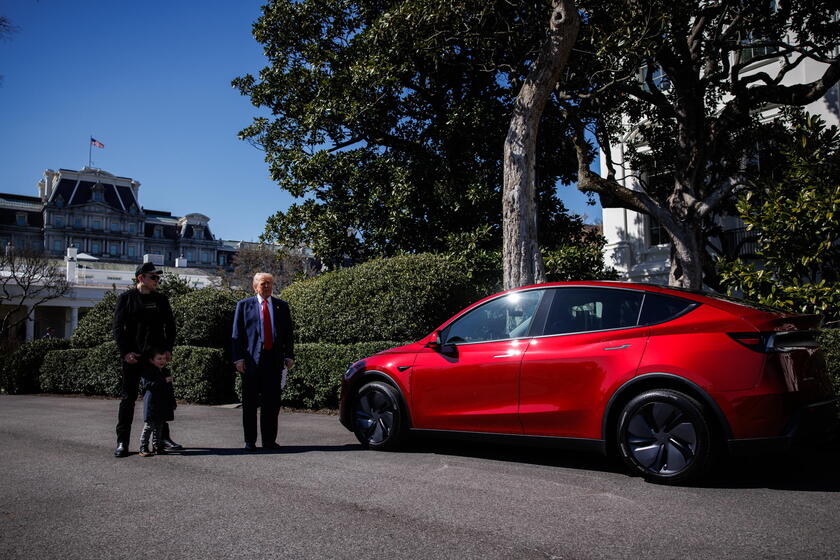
[232,272,295,451]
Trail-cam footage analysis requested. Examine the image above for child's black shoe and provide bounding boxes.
[139,444,154,457]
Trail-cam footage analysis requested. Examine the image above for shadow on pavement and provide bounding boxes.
[403,435,840,491]
[174,444,362,456]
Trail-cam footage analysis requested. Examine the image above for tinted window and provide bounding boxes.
[638,293,697,325]
[444,290,542,344]
[542,288,643,335]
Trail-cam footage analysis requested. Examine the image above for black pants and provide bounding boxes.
[241,349,283,445]
[116,361,171,443]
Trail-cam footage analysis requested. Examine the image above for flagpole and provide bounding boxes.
[88,136,92,168]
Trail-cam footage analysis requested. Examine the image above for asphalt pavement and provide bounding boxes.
[1,394,839,559]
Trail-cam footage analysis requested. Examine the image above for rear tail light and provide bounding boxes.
[728,331,820,353]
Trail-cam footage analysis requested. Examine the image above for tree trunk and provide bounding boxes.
[502,0,580,290]
[666,222,704,289]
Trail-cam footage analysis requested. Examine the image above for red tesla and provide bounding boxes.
[338,281,837,483]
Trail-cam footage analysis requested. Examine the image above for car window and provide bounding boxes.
[638,292,698,325]
[542,288,643,335]
[443,290,543,344]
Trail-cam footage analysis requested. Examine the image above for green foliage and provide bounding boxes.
[280,254,490,344]
[83,341,123,397]
[235,0,582,267]
[39,349,89,394]
[158,272,198,299]
[235,341,403,409]
[171,287,249,352]
[817,330,840,397]
[718,111,840,321]
[71,291,117,348]
[543,234,619,282]
[0,338,71,394]
[171,346,232,404]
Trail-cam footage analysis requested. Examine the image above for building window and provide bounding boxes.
[54,216,64,227]
[74,217,83,228]
[111,222,121,232]
[93,190,104,203]
[91,241,101,254]
[201,251,210,264]
[53,240,63,252]
[154,226,162,239]
[16,213,27,226]
[92,219,102,230]
[127,246,135,257]
[219,254,226,266]
[648,218,668,247]
[110,243,120,256]
[186,250,194,261]
[129,223,137,233]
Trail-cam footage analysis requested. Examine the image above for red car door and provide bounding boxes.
[410,289,544,434]
[518,287,650,439]
[411,339,530,433]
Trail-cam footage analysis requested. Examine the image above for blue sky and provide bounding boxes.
[1,1,600,243]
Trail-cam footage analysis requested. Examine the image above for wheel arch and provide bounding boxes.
[602,373,732,450]
[350,370,413,429]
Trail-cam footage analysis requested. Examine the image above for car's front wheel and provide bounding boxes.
[616,389,715,484]
[352,381,404,450]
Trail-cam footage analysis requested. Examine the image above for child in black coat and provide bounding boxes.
[138,348,177,457]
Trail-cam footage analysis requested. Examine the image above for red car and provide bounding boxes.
[339,281,837,483]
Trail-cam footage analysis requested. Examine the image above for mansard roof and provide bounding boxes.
[0,193,42,212]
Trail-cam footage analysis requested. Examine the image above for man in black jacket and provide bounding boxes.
[112,262,180,457]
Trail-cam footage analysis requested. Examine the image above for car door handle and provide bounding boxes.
[493,351,521,358]
[603,344,631,351]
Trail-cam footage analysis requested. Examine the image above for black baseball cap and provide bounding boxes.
[135,262,163,277]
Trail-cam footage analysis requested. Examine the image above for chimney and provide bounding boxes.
[66,245,78,283]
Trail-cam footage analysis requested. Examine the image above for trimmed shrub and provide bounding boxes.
[171,346,232,404]
[280,253,491,344]
[817,329,840,396]
[0,338,71,394]
[171,288,249,352]
[84,340,122,397]
[40,348,89,394]
[234,341,403,409]
[71,291,117,348]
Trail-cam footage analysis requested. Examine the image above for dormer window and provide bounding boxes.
[92,184,105,203]
[55,195,64,208]
[16,213,27,226]
[154,226,163,239]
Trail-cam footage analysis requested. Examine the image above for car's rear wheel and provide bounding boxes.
[616,389,714,484]
[352,381,404,450]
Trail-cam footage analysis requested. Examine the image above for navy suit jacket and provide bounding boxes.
[231,295,294,372]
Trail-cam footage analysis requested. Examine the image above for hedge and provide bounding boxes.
[281,253,491,344]
[170,346,232,404]
[171,287,248,352]
[39,343,230,404]
[0,338,71,394]
[817,329,840,396]
[235,341,405,410]
[70,291,117,349]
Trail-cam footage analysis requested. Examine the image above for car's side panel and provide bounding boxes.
[410,339,528,433]
[518,327,650,438]
[639,305,766,392]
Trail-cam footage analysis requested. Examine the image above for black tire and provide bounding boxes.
[616,389,715,485]
[352,381,404,450]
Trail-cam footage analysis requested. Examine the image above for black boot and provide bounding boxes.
[139,443,154,457]
[114,442,128,458]
[161,424,183,450]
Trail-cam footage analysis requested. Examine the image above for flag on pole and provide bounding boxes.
[90,137,105,149]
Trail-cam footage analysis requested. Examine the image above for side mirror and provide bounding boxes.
[425,330,442,350]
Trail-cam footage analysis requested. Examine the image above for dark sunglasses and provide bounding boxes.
[145,274,161,281]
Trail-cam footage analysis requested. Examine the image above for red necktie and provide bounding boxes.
[262,299,273,350]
